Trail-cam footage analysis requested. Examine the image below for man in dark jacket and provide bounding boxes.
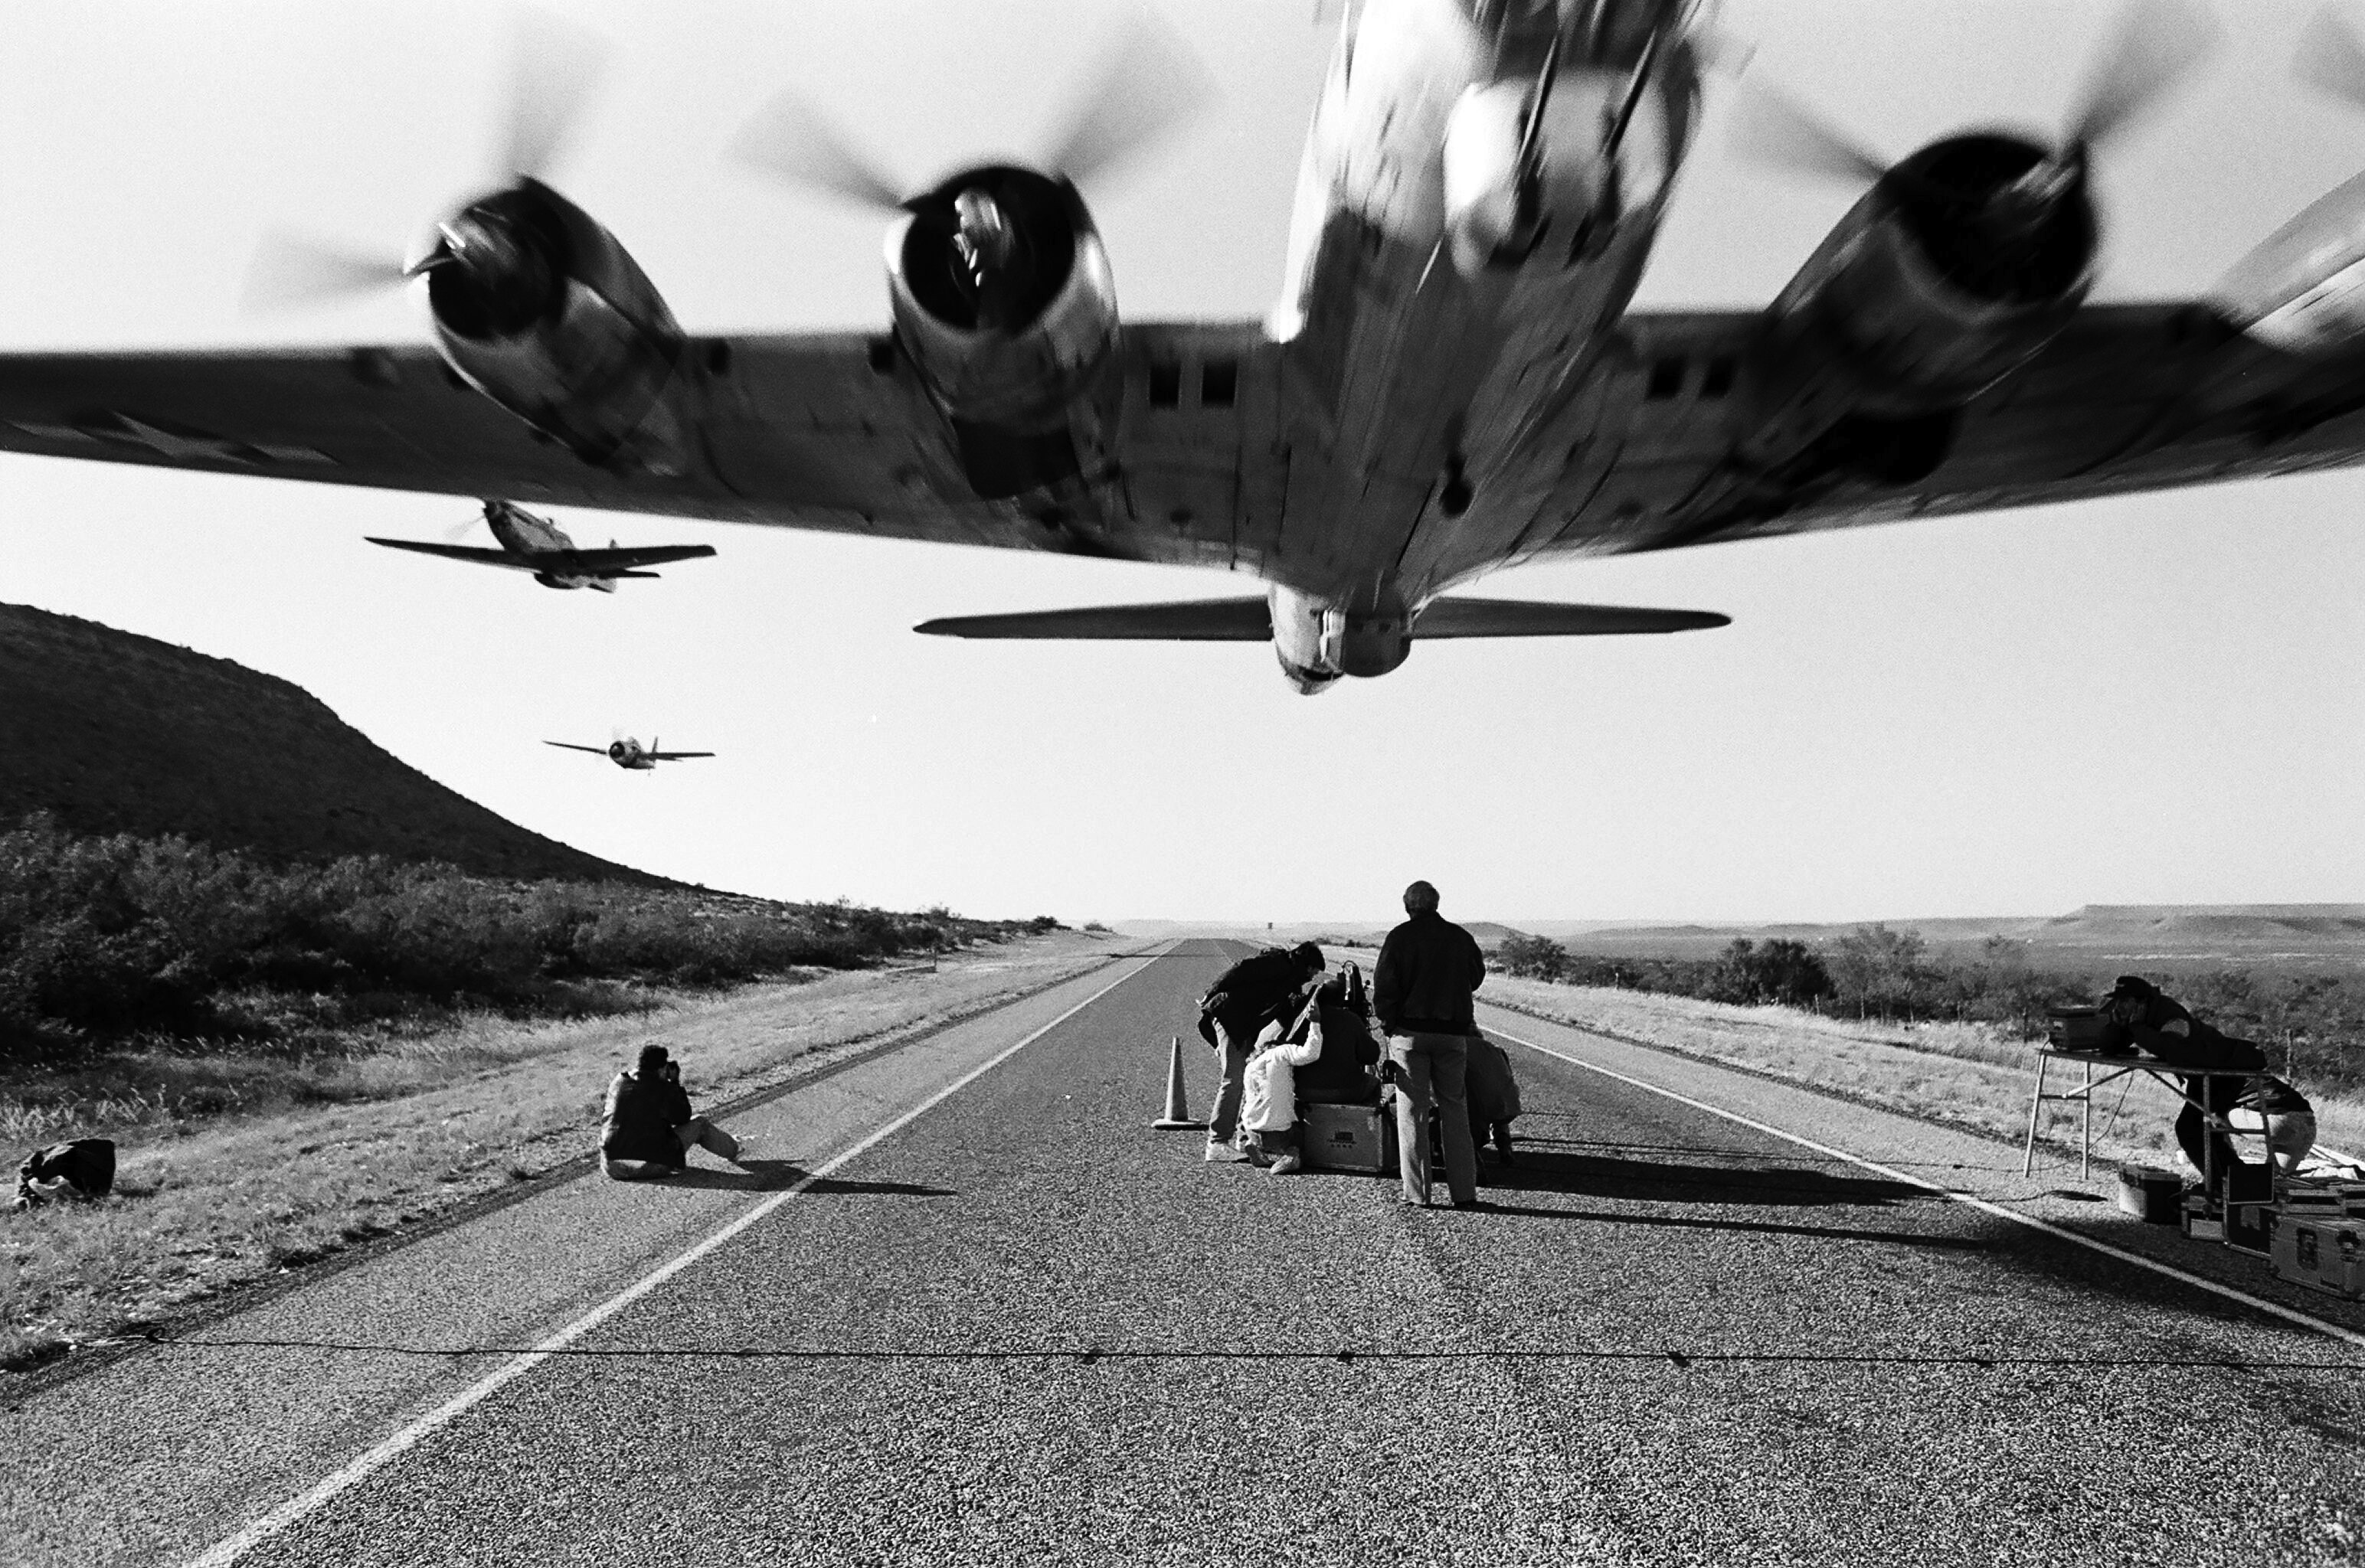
[1375,881,1486,1207]
[600,1044,746,1181]
[1196,942,1325,1160]
[2104,975,2267,1197]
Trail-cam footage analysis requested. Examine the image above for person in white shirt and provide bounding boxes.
[1238,993,1326,1174]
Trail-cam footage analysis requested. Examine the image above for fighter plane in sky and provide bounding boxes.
[367,498,715,592]
[8,0,2365,690]
[545,737,715,769]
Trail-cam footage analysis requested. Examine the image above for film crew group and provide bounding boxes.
[599,1043,751,1180]
[2102,975,2318,1197]
[1194,881,1513,1208]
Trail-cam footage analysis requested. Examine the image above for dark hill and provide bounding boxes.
[0,602,660,884]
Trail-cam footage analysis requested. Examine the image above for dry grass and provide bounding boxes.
[0,933,1121,1373]
[1477,974,2365,1174]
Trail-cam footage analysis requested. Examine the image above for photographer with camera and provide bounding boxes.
[600,1043,747,1181]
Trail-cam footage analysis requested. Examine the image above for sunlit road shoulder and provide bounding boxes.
[13,942,2365,1566]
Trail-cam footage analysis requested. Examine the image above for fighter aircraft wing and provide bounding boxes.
[366,537,716,572]
[543,741,610,755]
[1526,302,2365,563]
[367,539,548,570]
[0,325,1271,565]
[646,751,715,761]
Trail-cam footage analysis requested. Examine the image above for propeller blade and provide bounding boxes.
[1038,9,1216,191]
[2059,0,2219,152]
[1726,79,1889,190]
[240,234,412,313]
[499,6,612,184]
[730,92,908,212]
[2295,2,2365,115]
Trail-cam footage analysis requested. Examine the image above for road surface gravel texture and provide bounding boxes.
[7,939,2363,1566]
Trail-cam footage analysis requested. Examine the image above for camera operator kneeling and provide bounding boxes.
[600,1044,747,1181]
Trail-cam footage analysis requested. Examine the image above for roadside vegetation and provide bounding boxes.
[0,812,1092,1373]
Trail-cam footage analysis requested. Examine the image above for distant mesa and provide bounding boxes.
[0,601,663,884]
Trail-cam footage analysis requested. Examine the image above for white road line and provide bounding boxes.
[185,957,1160,1568]
[1483,1015,2365,1354]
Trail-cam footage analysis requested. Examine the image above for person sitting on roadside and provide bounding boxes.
[1237,994,1327,1174]
[1464,1032,1523,1166]
[2102,975,2268,1197]
[1195,942,1326,1162]
[1296,964,1385,1106]
[600,1044,746,1181]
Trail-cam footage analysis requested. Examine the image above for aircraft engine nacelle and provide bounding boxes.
[1753,133,2095,423]
[885,166,1119,433]
[421,180,689,474]
[2213,171,2365,355]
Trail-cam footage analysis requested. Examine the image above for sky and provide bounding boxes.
[2,0,2363,928]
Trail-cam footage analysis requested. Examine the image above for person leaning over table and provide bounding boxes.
[1374,880,1487,1210]
[2102,975,2268,1198]
[600,1043,747,1181]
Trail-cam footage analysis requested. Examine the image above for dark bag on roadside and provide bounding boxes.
[15,1138,116,1208]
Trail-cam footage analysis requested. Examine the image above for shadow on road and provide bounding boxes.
[658,1160,956,1197]
[1474,1143,1928,1210]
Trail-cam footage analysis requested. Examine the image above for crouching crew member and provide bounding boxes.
[600,1044,746,1181]
[1464,1033,1523,1165]
[1297,964,1385,1106]
[1375,880,1486,1210]
[2103,976,2267,1197]
[1239,994,1327,1173]
[1196,942,1325,1162]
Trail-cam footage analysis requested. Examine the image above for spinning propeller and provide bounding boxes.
[1727,0,2219,201]
[728,9,1215,214]
[242,9,610,313]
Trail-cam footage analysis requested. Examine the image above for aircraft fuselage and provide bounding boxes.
[1257,0,1701,686]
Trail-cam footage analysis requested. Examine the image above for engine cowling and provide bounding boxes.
[1745,133,2097,459]
[885,166,1119,434]
[420,179,689,473]
[2214,170,2365,355]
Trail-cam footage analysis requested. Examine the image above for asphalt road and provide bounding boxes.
[11,940,2365,1566]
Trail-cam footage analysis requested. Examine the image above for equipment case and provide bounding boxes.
[1301,1102,1395,1175]
[2269,1215,2365,1299]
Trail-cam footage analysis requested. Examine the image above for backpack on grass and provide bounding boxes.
[15,1138,116,1209]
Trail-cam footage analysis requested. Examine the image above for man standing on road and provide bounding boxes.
[1197,941,1325,1161]
[1375,881,1486,1209]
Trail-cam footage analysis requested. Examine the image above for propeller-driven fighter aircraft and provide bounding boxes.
[8,1,2365,689]
[545,737,714,769]
[368,498,715,592]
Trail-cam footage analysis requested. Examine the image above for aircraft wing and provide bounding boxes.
[1518,302,2365,566]
[0,326,1270,567]
[544,741,609,754]
[647,751,715,760]
[366,537,717,572]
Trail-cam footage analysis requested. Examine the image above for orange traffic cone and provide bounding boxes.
[1151,1034,1205,1130]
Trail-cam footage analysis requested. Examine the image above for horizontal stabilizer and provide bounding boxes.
[914,597,1272,641]
[915,595,1726,642]
[366,538,717,572]
[1411,598,1729,637]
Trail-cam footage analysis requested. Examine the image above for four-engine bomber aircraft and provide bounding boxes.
[545,737,714,769]
[368,498,715,592]
[9,1,2365,689]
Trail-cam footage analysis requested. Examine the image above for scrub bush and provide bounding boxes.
[0,813,1048,1057]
